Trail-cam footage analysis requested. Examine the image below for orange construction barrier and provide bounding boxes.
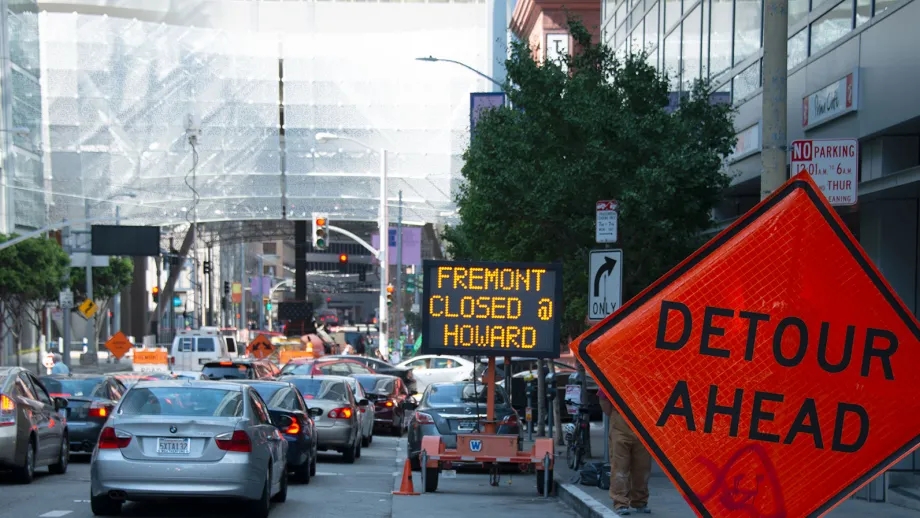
[392,458,419,496]
[134,350,168,364]
[279,349,313,364]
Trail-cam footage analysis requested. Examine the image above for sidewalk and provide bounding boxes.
[553,422,920,517]
[6,350,133,375]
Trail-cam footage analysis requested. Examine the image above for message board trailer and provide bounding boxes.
[418,260,560,497]
[570,170,920,518]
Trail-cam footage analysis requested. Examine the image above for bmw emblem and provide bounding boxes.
[169,426,178,434]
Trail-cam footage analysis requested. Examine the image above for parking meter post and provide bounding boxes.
[421,450,428,491]
[543,452,551,498]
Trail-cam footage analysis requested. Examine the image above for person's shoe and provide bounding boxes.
[614,508,631,516]
[632,506,651,514]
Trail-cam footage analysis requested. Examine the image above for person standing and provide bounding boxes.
[599,390,651,515]
[51,353,70,375]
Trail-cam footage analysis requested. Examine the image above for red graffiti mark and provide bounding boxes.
[696,444,787,518]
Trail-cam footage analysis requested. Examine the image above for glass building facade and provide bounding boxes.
[602,0,904,106]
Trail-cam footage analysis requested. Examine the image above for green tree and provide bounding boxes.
[69,257,134,341]
[444,19,736,341]
[0,235,70,363]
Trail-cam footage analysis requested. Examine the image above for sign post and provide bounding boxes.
[572,171,920,517]
[790,138,858,206]
[588,250,623,322]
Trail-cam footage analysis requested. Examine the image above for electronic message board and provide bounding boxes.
[421,260,562,358]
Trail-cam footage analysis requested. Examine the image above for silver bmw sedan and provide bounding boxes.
[90,380,289,518]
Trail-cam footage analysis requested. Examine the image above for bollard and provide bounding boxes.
[543,452,551,498]
[421,450,428,492]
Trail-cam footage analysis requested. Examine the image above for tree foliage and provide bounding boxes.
[444,19,736,339]
[69,256,134,340]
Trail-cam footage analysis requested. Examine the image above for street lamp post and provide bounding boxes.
[415,57,505,91]
[315,132,389,357]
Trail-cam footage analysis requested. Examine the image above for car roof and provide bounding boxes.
[41,373,108,380]
[284,374,351,383]
[132,380,247,391]
[203,359,260,365]
[0,366,20,375]
[352,373,397,380]
[232,380,292,388]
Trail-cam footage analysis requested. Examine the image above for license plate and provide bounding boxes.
[156,438,190,455]
[457,420,476,432]
[442,469,457,479]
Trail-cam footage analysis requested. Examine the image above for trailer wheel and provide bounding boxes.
[424,467,440,493]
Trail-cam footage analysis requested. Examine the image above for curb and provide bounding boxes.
[556,478,620,518]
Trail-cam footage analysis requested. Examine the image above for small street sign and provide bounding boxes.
[790,138,858,206]
[59,290,74,309]
[595,200,619,243]
[246,333,275,359]
[77,298,98,319]
[572,171,920,518]
[104,331,133,360]
[588,250,623,322]
[42,353,55,370]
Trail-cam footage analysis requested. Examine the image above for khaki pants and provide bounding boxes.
[601,401,651,509]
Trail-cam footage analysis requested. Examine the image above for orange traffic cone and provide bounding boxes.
[393,458,420,496]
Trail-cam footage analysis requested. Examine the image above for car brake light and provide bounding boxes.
[0,394,15,427]
[285,420,301,435]
[98,427,132,449]
[89,401,113,419]
[215,430,252,453]
[49,392,71,398]
[415,411,435,424]
[501,414,518,425]
[220,361,233,366]
[169,356,175,365]
[328,407,353,419]
[384,400,395,408]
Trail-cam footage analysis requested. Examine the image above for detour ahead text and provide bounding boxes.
[652,300,899,454]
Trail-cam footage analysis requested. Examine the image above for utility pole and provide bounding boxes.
[258,254,265,330]
[83,198,96,364]
[395,190,403,351]
[761,0,789,199]
[61,222,72,367]
[240,243,246,329]
[113,206,121,334]
[206,243,214,326]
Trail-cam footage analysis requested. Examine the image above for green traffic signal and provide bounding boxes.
[266,302,273,310]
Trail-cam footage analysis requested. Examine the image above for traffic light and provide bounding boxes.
[386,284,394,306]
[338,253,348,264]
[312,213,330,250]
[172,295,182,308]
[152,286,160,303]
[406,274,417,294]
[265,298,273,311]
[203,261,211,275]
[223,281,230,295]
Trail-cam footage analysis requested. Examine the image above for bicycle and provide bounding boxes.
[563,399,592,471]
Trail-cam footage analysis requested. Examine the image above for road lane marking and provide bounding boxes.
[40,512,73,517]
[347,490,391,495]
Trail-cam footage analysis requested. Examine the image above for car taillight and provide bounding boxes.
[328,407,353,419]
[415,411,434,424]
[49,393,71,398]
[285,420,301,435]
[215,430,252,453]
[0,394,15,427]
[384,400,395,407]
[501,414,518,425]
[169,356,175,365]
[98,427,132,449]
[89,401,113,419]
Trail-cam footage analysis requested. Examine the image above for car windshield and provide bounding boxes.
[41,377,102,398]
[281,362,314,375]
[355,376,393,395]
[119,387,244,417]
[288,378,349,403]
[202,364,254,380]
[248,384,284,405]
[425,383,507,406]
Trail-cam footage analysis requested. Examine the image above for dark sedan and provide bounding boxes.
[329,355,417,394]
[40,374,126,455]
[406,382,520,470]
[352,374,417,436]
[230,380,321,483]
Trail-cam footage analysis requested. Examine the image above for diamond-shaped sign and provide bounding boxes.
[246,334,275,360]
[572,171,920,518]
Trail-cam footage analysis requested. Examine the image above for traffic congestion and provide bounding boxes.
[0,325,580,518]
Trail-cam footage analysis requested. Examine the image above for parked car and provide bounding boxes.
[352,374,416,436]
[0,367,70,483]
[115,373,174,388]
[284,375,368,463]
[90,380,290,518]
[231,380,321,483]
[406,382,520,471]
[328,355,416,394]
[40,374,127,455]
[343,377,375,446]
[201,359,277,380]
[396,355,475,394]
[279,357,376,377]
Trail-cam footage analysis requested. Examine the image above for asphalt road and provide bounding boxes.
[0,434,576,518]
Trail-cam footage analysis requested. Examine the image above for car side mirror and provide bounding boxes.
[53,397,68,410]
[273,414,294,429]
[309,407,323,417]
[357,399,369,407]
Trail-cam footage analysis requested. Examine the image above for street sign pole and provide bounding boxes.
[61,223,72,367]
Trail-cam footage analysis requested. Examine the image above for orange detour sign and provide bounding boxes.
[104,331,133,360]
[246,334,275,359]
[572,170,920,518]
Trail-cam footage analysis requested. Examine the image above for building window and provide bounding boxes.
[262,242,277,255]
[645,3,660,51]
[631,20,645,54]
[788,29,808,69]
[701,0,710,77]
[732,60,761,103]
[733,0,762,65]
[665,0,682,32]
[632,0,646,28]
[855,0,871,26]
[810,1,852,55]
[874,0,898,16]
[647,46,659,69]
[681,5,702,89]
[664,27,682,90]
[789,0,810,26]
[709,0,733,81]
[617,1,629,28]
